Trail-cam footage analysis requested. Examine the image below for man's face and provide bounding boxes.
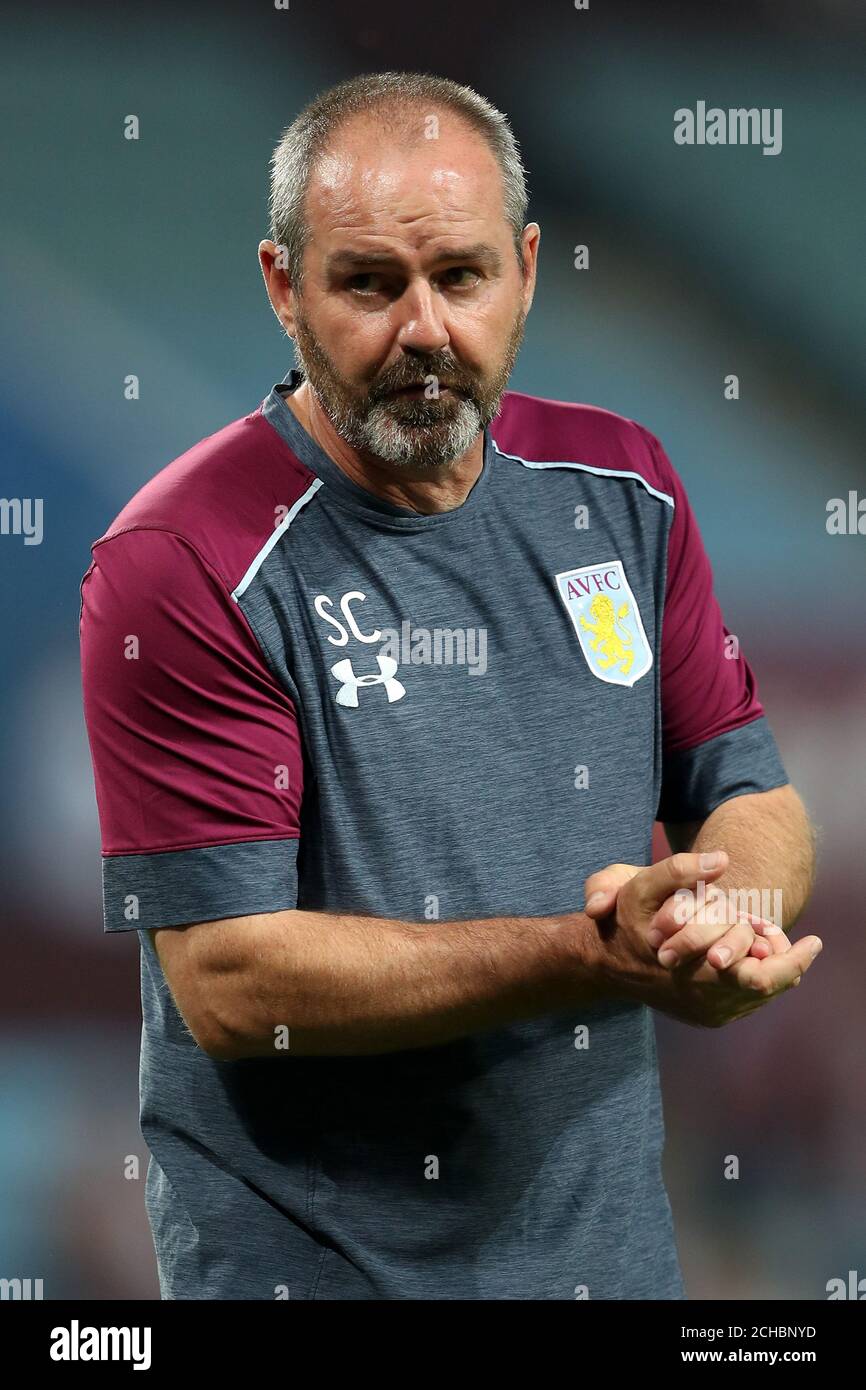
[276,114,538,470]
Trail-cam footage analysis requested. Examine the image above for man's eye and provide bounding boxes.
[441,267,479,288]
[347,273,385,294]
[345,268,478,295]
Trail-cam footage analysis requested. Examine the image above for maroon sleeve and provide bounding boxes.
[641,430,789,822]
[80,528,304,932]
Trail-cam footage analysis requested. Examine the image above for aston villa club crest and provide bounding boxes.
[554,560,652,687]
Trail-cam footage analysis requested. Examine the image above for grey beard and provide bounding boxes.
[330,395,484,470]
[292,342,486,469]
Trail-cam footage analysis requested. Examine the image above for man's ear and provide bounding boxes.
[258,239,297,335]
[520,222,541,314]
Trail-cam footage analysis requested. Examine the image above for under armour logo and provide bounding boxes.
[329,654,406,708]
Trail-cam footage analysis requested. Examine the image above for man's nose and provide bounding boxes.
[393,278,450,355]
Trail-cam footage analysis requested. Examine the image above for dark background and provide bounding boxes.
[1,0,864,1298]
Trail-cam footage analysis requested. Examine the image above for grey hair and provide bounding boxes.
[267,71,530,292]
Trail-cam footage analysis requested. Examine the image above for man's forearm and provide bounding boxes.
[675,786,817,931]
[195,906,614,1059]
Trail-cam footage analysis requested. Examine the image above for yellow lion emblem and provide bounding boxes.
[579,594,634,676]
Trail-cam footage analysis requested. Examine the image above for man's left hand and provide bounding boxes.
[583,862,790,969]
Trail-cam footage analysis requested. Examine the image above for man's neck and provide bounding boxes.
[281,379,484,516]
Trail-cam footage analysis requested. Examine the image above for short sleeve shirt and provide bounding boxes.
[79,369,788,1300]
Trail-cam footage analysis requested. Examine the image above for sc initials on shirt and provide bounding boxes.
[554,560,652,688]
[313,590,381,646]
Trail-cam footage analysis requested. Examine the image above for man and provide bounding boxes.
[79,72,820,1301]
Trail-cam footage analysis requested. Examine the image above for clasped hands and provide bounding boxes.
[582,851,822,1027]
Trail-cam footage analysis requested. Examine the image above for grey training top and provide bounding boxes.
[79,367,789,1299]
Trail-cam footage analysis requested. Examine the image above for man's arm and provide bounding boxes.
[150,907,610,1060]
[154,845,821,1057]
[663,784,817,936]
[151,854,737,1060]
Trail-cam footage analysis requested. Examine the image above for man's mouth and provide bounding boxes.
[390,383,457,395]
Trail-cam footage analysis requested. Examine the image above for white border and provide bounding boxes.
[554,559,653,687]
[231,477,324,601]
[491,440,675,509]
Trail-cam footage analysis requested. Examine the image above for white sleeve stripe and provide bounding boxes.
[231,477,324,601]
[491,439,675,509]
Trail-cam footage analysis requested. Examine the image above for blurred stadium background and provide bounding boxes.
[1,0,864,1298]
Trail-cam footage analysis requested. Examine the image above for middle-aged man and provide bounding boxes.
[80,71,821,1300]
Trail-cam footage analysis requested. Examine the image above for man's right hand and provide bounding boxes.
[582,852,822,1028]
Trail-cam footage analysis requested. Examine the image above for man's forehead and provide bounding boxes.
[306,121,503,223]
